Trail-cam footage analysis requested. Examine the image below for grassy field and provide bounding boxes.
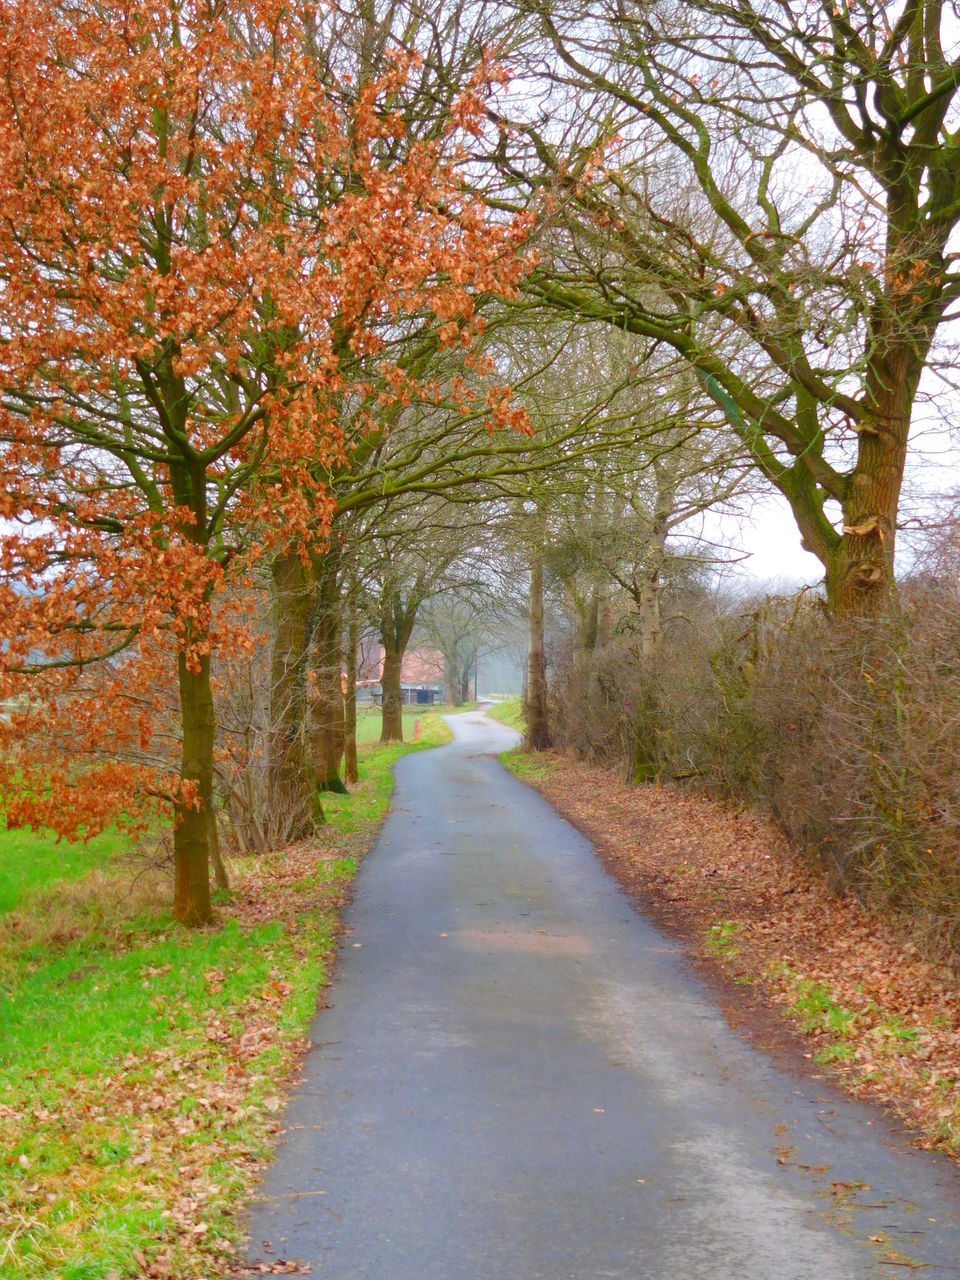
[354,701,477,745]
[485,697,525,735]
[0,710,454,1280]
[0,824,131,917]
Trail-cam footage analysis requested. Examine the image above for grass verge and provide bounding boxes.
[354,702,476,745]
[0,824,132,917]
[485,697,525,735]
[0,709,454,1280]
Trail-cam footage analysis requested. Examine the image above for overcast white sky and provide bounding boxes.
[716,495,824,589]
[701,369,960,595]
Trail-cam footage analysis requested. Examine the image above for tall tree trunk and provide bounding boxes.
[583,588,600,653]
[525,539,551,750]
[827,357,913,619]
[798,193,932,621]
[596,581,611,648]
[344,592,359,786]
[638,579,661,662]
[269,550,320,835]
[639,455,673,661]
[444,647,462,706]
[631,456,673,779]
[380,638,404,742]
[632,579,662,782]
[207,805,230,892]
[378,585,421,742]
[174,652,215,926]
[308,555,346,793]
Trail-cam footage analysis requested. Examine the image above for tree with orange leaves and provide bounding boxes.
[0,1,530,924]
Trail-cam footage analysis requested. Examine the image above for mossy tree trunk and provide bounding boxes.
[596,581,611,648]
[269,549,321,836]
[444,646,462,706]
[308,553,347,794]
[460,651,475,704]
[380,639,404,741]
[637,457,674,662]
[168,451,217,927]
[344,590,359,786]
[378,583,421,743]
[825,339,918,619]
[525,534,551,751]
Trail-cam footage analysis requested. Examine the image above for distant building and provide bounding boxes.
[356,645,444,706]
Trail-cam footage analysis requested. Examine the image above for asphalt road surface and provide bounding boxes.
[244,709,960,1279]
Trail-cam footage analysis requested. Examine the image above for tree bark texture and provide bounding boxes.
[525,541,551,751]
[380,639,404,741]
[174,651,215,926]
[638,455,674,661]
[596,581,611,648]
[207,806,230,892]
[826,345,916,619]
[444,647,462,706]
[269,549,320,836]
[344,592,359,786]
[308,554,346,794]
[378,585,421,743]
[580,588,600,654]
[630,456,673,778]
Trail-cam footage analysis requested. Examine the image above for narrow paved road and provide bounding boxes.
[245,710,960,1278]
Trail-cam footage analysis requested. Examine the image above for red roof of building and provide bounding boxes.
[397,647,444,685]
[355,645,444,688]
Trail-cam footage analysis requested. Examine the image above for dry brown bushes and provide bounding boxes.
[554,576,960,954]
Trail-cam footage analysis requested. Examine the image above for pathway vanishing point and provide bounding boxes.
[244,709,960,1279]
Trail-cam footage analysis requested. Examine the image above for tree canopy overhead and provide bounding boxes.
[500,0,960,614]
[0,0,531,922]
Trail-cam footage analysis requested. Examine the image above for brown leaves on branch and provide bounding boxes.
[0,1,532,850]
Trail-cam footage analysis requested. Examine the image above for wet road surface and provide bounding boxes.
[245,709,960,1278]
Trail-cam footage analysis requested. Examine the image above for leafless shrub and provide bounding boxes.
[749,586,960,954]
[555,569,960,954]
[212,589,316,853]
[552,632,635,767]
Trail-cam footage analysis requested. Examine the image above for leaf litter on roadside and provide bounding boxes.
[0,835,363,1280]
[507,751,960,1157]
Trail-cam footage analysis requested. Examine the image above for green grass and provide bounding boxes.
[0,720,453,1280]
[789,978,857,1038]
[814,1042,857,1065]
[485,697,525,734]
[498,748,558,782]
[704,919,740,957]
[325,709,454,831]
[0,906,335,1279]
[0,824,130,915]
[768,971,920,1071]
[353,701,475,745]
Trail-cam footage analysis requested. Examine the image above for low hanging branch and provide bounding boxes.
[501,0,960,618]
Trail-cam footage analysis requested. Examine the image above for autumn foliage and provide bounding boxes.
[0,0,530,922]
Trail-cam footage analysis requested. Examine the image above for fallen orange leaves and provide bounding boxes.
[516,751,960,1156]
[2,837,364,1279]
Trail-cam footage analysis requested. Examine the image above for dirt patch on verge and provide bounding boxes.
[505,750,960,1157]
